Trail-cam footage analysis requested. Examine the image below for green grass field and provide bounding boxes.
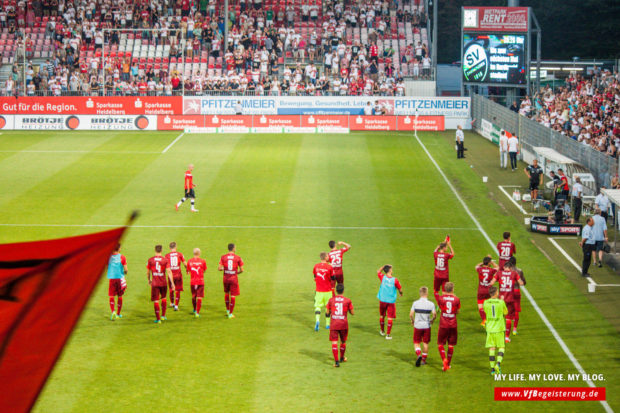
[0,130,618,412]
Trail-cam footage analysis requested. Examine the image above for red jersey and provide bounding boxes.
[326,296,353,330]
[476,265,497,296]
[147,255,168,287]
[433,251,454,279]
[313,262,333,292]
[328,247,349,275]
[497,241,515,267]
[513,267,524,297]
[497,269,520,302]
[437,293,460,328]
[184,170,193,190]
[219,253,244,279]
[187,257,207,286]
[165,251,185,278]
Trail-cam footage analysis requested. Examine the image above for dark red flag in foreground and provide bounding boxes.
[0,226,129,413]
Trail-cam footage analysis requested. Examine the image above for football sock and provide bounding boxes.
[505,320,512,338]
[154,301,160,320]
[479,308,486,321]
[387,319,393,335]
[117,297,122,315]
[497,348,505,364]
[415,348,422,357]
[332,342,339,361]
[513,315,519,329]
[169,290,174,304]
[175,291,181,306]
[109,297,115,312]
[325,313,330,327]
[229,296,236,314]
[161,298,167,317]
[489,349,496,368]
[196,298,202,314]
[191,200,196,209]
[379,316,385,332]
[225,293,230,311]
[438,344,446,361]
[177,198,186,207]
[315,309,321,322]
[422,353,428,361]
[340,342,346,359]
[447,345,454,364]
[192,297,197,311]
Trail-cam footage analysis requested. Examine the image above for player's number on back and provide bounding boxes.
[155,262,161,273]
[445,301,452,314]
[491,304,496,318]
[170,256,178,268]
[331,254,342,265]
[501,276,513,288]
[501,247,511,257]
[227,259,234,271]
[437,257,444,268]
[335,302,343,316]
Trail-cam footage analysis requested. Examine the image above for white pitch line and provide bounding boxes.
[497,185,533,215]
[414,134,613,413]
[161,132,185,153]
[549,237,620,288]
[0,150,161,154]
[0,223,478,231]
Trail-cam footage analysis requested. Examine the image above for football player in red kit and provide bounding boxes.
[475,256,499,326]
[433,238,454,293]
[326,283,354,368]
[328,240,351,286]
[436,282,460,371]
[497,232,516,270]
[218,243,245,318]
[147,245,175,323]
[187,248,207,317]
[508,256,526,335]
[490,261,524,342]
[165,242,187,311]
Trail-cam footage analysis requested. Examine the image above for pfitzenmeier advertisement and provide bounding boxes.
[462,33,526,85]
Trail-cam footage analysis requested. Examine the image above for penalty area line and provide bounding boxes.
[414,133,614,413]
[161,132,185,153]
[0,224,479,231]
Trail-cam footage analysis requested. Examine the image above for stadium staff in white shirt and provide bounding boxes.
[234,100,243,115]
[455,125,465,159]
[571,177,583,222]
[410,286,436,367]
[594,186,610,221]
[499,130,509,169]
[363,101,373,115]
[507,134,519,171]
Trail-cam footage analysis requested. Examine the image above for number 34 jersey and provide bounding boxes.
[219,253,244,280]
[436,293,460,329]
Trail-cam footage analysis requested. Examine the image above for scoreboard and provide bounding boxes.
[462,34,526,84]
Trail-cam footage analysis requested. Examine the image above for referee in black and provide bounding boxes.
[579,217,595,277]
[524,159,543,202]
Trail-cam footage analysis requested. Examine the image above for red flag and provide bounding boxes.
[0,226,128,413]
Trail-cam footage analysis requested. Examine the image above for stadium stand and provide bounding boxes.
[522,71,620,157]
[0,0,430,96]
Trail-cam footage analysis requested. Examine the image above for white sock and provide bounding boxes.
[191,199,196,210]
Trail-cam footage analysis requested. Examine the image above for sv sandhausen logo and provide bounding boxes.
[463,43,488,81]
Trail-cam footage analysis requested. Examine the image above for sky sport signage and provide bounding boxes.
[463,7,529,32]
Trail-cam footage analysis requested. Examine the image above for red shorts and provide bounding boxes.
[413,328,431,344]
[151,285,167,302]
[379,301,396,319]
[333,272,344,285]
[477,291,490,303]
[108,279,124,296]
[437,327,458,346]
[223,278,240,296]
[329,329,348,342]
[191,284,204,298]
[506,301,516,319]
[513,295,521,313]
[168,276,183,292]
[434,277,448,293]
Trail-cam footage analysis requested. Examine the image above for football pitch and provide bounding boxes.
[0,130,618,412]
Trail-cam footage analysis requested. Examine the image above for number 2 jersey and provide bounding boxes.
[476,265,497,297]
[326,296,353,330]
[146,256,169,287]
[219,253,244,282]
[436,293,461,329]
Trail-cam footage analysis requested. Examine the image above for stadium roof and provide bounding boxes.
[533,147,578,165]
[602,189,620,208]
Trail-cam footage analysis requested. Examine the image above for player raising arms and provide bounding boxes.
[218,243,244,318]
[410,286,436,367]
[175,164,198,212]
[107,243,128,321]
[475,256,499,326]
[328,240,351,286]
[433,237,454,294]
[484,286,508,375]
[313,252,334,331]
[436,282,460,371]
[376,265,403,340]
[508,257,526,335]
[187,248,207,318]
[147,245,174,324]
[165,242,187,311]
[490,261,523,343]
[326,283,354,367]
[497,232,516,270]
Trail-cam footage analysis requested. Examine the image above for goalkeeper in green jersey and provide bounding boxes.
[483,286,508,375]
